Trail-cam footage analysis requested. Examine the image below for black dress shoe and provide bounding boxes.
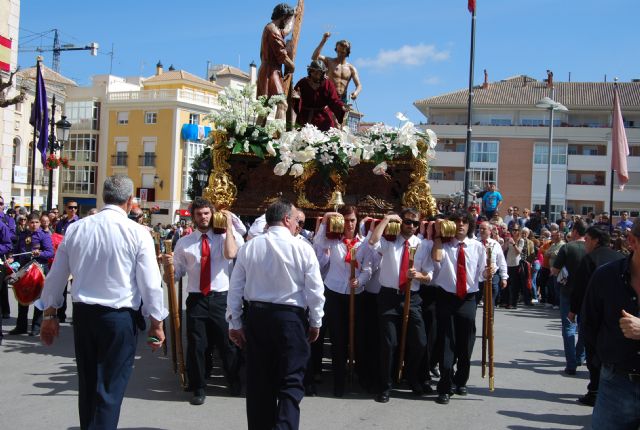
[229,379,242,396]
[8,328,27,335]
[410,382,434,396]
[374,391,390,403]
[305,384,317,396]
[436,393,450,404]
[456,386,468,396]
[578,392,597,407]
[190,390,206,406]
[333,386,345,398]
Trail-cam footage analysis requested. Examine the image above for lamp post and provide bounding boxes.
[535,91,568,221]
[46,94,71,211]
[196,169,209,195]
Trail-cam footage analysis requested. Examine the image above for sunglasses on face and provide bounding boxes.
[402,219,420,227]
[297,220,305,227]
[67,206,78,210]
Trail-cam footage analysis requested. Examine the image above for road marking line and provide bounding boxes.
[524,330,562,338]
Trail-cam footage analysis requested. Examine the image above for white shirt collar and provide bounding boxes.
[102,204,127,216]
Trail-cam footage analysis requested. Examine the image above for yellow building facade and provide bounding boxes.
[101,63,222,224]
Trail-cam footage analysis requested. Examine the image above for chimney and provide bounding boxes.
[482,69,488,89]
[523,75,527,87]
[546,69,553,88]
[249,61,257,85]
[156,60,163,76]
[168,64,175,71]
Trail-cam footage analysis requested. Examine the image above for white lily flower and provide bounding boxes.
[243,142,250,153]
[273,161,289,176]
[395,112,409,122]
[373,161,388,176]
[426,129,438,149]
[266,141,277,156]
[290,163,304,177]
[319,152,333,165]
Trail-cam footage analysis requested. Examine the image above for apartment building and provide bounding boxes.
[414,74,640,221]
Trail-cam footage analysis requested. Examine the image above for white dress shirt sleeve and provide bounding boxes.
[226,248,247,330]
[355,243,373,287]
[136,230,169,321]
[303,246,325,328]
[495,243,508,280]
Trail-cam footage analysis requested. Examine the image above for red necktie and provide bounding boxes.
[200,234,211,296]
[343,237,359,268]
[456,242,467,299]
[399,240,410,292]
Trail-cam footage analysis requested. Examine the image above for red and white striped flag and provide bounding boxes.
[611,84,629,191]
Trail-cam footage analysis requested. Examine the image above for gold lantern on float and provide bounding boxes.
[326,214,345,240]
[383,221,401,241]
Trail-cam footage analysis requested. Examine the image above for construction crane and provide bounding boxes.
[19,29,98,73]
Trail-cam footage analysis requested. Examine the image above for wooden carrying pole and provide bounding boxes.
[481,244,495,391]
[397,246,417,382]
[348,247,357,382]
[164,240,187,389]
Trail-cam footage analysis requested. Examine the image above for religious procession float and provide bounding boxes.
[190,1,440,220]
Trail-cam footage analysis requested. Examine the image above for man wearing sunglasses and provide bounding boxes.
[369,208,429,403]
[432,212,487,405]
[56,201,81,235]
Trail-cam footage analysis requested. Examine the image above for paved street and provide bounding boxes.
[0,292,592,430]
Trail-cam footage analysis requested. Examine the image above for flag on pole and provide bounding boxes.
[468,0,476,13]
[32,61,49,165]
[0,35,11,72]
[611,84,629,191]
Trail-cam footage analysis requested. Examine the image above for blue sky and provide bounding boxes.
[18,0,639,125]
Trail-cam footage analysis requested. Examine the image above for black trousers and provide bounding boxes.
[505,266,528,307]
[185,292,239,392]
[73,303,138,430]
[436,289,478,395]
[377,287,427,393]
[245,303,309,430]
[324,288,366,393]
[0,278,10,316]
[585,342,601,394]
[360,291,380,392]
[418,284,439,383]
[15,303,42,332]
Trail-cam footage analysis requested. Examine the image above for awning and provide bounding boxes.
[181,124,212,141]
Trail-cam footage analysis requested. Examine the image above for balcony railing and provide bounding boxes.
[138,154,156,167]
[111,153,128,167]
[108,88,220,108]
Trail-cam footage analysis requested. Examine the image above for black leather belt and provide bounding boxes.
[380,286,419,295]
[189,291,228,297]
[605,363,640,383]
[249,301,305,316]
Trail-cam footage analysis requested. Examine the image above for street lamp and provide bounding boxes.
[46,93,71,211]
[196,169,209,192]
[535,92,568,222]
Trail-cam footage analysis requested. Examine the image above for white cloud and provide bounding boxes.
[355,44,449,69]
[423,76,442,85]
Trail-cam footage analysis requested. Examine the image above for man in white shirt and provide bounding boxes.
[227,200,324,430]
[38,175,168,429]
[477,221,508,306]
[369,208,433,403]
[162,197,244,405]
[432,212,487,405]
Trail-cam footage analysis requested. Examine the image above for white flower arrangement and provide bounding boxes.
[205,85,437,178]
[270,115,437,178]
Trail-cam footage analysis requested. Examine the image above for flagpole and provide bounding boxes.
[609,169,614,228]
[29,58,41,211]
[463,4,476,209]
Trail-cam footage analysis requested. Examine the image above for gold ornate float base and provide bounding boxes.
[204,137,438,218]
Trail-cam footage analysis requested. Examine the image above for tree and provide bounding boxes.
[0,68,25,108]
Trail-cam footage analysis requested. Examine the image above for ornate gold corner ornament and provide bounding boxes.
[402,139,438,218]
[203,131,237,210]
